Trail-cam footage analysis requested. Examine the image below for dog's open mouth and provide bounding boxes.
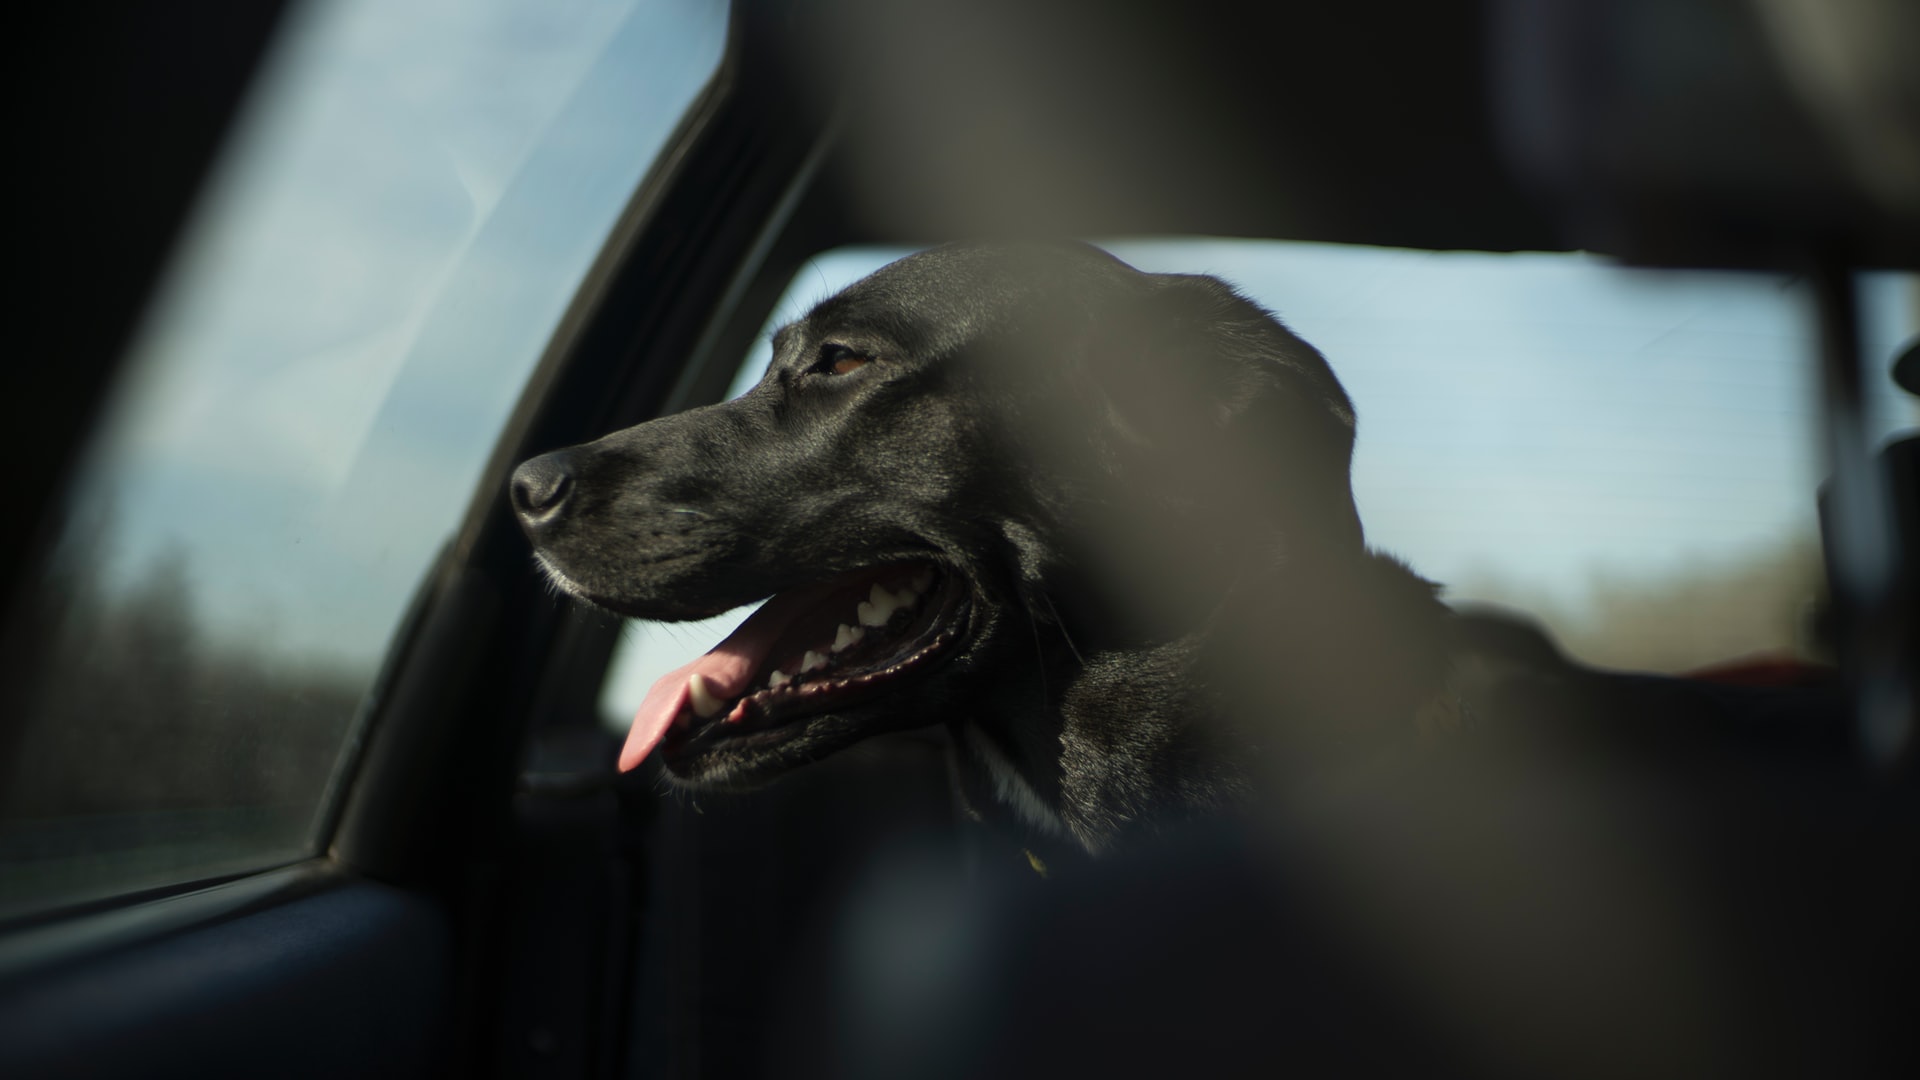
[618,560,968,773]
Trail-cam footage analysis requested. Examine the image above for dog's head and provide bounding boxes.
[512,242,1372,791]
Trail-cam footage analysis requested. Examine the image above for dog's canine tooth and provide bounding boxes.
[800,650,827,674]
[688,673,724,719]
[832,623,865,653]
[768,669,791,689]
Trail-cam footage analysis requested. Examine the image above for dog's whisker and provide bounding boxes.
[1026,602,1050,724]
[1038,590,1086,668]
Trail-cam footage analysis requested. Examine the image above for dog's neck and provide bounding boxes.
[954,547,1454,854]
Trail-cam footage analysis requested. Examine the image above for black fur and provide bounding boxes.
[513,242,1452,852]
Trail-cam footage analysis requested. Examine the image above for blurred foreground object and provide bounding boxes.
[1494,0,1920,267]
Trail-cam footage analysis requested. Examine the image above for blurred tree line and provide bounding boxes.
[1,542,368,822]
[1454,533,1826,674]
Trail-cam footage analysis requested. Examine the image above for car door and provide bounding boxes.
[0,1,825,1076]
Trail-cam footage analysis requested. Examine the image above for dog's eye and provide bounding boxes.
[813,345,873,376]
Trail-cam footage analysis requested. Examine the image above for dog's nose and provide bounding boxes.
[510,452,575,530]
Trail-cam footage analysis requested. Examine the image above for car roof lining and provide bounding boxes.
[763,0,1920,268]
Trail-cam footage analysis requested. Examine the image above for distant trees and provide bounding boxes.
[2,544,366,819]
[1453,534,1826,674]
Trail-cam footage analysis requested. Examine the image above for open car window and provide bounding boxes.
[0,0,726,923]
[598,243,1918,733]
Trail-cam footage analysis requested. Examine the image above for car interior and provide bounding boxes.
[3,1,1915,1077]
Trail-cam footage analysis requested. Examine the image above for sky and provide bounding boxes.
[56,0,728,677]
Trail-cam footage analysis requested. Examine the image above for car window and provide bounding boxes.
[0,0,727,922]
[598,242,1917,733]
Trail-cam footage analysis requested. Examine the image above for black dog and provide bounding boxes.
[512,242,1462,852]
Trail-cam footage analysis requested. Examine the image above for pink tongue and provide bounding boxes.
[617,580,844,772]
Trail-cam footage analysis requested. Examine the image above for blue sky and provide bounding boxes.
[64,0,727,673]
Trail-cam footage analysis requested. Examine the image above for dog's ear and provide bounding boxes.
[1084,273,1365,557]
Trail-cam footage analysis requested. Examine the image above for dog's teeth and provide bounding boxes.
[768,669,791,689]
[832,623,864,653]
[688,673,724,719]
[911,568,933,595]
[800,650,827,674]
[857,595,892,627]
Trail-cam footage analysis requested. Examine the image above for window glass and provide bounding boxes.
[599,243,1917,733]
[0,0,727,921]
